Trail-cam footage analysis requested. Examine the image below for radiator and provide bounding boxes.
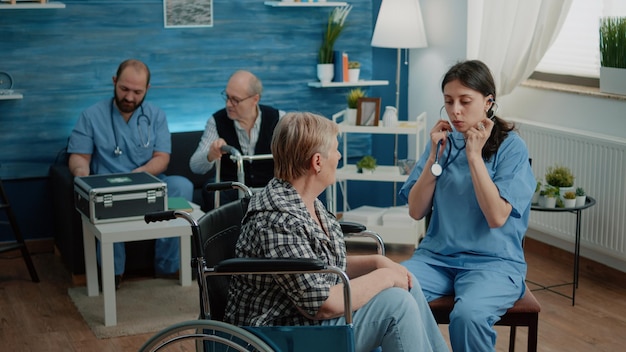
[509,118,626,270]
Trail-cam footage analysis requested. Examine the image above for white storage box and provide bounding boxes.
[341,206,386,227]
[382,206,416,227]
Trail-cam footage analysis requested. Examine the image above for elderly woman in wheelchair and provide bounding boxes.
[222,112,448,352]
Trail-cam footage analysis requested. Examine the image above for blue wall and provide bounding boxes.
[0,0,408,241]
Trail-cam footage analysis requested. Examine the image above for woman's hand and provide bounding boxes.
[464,118,493,158]
[376,256,412,290]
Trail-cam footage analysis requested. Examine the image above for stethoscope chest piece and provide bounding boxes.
[431,162,442,177]
[431,140,443,177]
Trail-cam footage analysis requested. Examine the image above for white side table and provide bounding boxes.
[81,203,204,326]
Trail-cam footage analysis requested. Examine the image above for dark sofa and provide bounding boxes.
[49,131,211,277]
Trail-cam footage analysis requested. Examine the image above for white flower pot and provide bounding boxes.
[317,64,334,84]
[575,195,586,207]
[348,68,360,82]
[345,108,357,125]
[531,191,540,205]
[563,198,576,208]
[544,197,557,208]
[600,67,626,95]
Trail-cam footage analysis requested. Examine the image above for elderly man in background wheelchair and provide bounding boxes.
[224,112,448,352]
[189,70,284,211]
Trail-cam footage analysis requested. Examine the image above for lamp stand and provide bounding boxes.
[392,48,401,206]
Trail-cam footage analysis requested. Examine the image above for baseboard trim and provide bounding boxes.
[525,237,626,285]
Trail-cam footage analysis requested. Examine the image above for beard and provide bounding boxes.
[114,90,145,114]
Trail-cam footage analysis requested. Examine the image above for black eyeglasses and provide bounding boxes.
[221,90,256,107]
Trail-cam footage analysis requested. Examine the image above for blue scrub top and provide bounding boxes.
[68,98,171,174]
[399,131,535,276]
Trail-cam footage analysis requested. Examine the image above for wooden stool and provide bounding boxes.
[429,287,540,352]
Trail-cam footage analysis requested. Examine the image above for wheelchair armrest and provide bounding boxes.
[209,258,353,324]
[214,257,325,272]
[339,221,366,233]
[340,221,386,256]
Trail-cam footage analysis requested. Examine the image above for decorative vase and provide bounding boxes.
[382,106,398,127]
[575,195,586,207]
[345,108,357,125]
[317,64,334,84]
[348,68,360,83]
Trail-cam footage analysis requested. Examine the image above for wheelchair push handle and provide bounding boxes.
[205,181,253,199]
[144,210,199,228]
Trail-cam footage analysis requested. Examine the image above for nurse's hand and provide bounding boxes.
[465,118,493,158]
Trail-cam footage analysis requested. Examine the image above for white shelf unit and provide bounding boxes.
[327,112,428,246]
[0,93,23,100]
[264,1,348,7]
[0,1,65,9]
[308,80,389,88]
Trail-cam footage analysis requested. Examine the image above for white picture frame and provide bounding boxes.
[164,0,214,28]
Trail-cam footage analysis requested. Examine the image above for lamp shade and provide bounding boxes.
[371,0,428,49]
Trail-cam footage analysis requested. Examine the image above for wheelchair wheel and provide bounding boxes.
[139,319,275,352]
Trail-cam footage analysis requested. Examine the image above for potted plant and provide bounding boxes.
[545,164,574,199]
[348,61,360,82]
[563,191,577,208]
[575,187,587,207]
[356,155,377,174]
[542,185,559,208]
[599,16,626,95]
[345,88,365,125]
[317,5,352,83]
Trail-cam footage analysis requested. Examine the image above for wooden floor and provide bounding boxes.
[1,239,626,351]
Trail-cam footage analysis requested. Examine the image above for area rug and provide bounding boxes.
[68,278,199,339]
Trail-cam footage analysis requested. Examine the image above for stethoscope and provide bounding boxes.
[431,100,499,177]
[111,99,151,156]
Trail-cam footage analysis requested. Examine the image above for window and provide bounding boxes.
[534,0,626,83]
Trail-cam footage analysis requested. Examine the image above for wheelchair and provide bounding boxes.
[140,182,384,352]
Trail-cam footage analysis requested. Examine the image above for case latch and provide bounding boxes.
[147,190,157,203]
[103,194,113,208]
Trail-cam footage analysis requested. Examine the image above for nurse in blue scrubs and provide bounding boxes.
[399,60,535,351]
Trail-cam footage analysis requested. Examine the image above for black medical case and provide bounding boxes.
[74,172,167,224]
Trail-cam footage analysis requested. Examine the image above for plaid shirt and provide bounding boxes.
[224,178,347,326]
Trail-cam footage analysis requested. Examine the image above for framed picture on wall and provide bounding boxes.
[356,97,381,126]
[164,0,214,28]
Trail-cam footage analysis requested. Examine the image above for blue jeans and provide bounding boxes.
[96,174,194,275]
[321,273,449,352]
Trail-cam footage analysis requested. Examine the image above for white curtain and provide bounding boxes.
[467,0,573,96]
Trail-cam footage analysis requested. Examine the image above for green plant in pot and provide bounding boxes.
[545,164,574,188]
[346,88,366,109]
[575,187,587,207]
[348,61,360,69]
[344,88,365,125]
[318,5,352,64]
[542,185,559,208]
[599,16,626,94]
[356,155,376,173]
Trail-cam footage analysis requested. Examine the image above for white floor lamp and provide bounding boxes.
[371,0,428,119]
